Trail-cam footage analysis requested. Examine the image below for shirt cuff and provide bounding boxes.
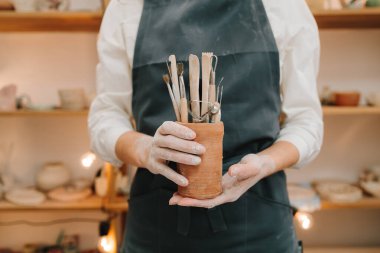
[96,126,133,168]
[275,132,312,170]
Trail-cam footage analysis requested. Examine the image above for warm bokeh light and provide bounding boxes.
[81,152,97,168]
[98,235,116,253]
[295,211,314,230]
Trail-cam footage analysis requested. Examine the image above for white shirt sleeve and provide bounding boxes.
[88,0,134,167]
[270,0,324,169]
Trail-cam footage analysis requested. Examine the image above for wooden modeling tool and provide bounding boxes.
[177,63,188,123]
[169,55,181,108]
[189,54,200,121]
[201,52,213,120]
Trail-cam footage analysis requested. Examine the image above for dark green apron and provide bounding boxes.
[122,0,297,252]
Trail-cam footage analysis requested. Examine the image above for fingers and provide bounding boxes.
[159,121,196,140]
[169,192,183,205]
[154,147,201,165]
[155,135,205,155]
[173,194,227,209]
[228,163,261,181]
[154,162,189,186]
[221,173,238,189]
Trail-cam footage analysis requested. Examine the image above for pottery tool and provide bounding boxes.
[169,55,181,108]
[189,54,200,121]
[163,74,181,121]
[201,52,213,119]
[208,55,218,114]
[211,77,224,123]
[177,63,188,123]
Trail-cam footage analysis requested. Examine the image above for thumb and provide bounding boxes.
[228,163,261,181]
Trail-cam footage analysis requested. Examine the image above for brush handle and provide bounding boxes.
[180,98,188,123]
[166,83,181,121]
[169,55,181,108]
[189,54,200,119]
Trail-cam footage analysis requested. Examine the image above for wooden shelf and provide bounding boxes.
[323,106,380,115]
[321,197,380,210]
[313,8,380,29]
[0,8,379,32]
[104,196,129,212]
[0,109,88,117]
[306,248,380,253]
[0,195,128,212]
[0,11,102,32]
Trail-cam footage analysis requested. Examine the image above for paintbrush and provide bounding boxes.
[163,74,181,121]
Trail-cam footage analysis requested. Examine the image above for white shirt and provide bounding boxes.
[88,0,324,169]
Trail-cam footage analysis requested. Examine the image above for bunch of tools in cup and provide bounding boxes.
[162,53,224,123]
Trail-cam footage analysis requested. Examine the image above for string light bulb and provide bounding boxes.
[98,220,116,253]
[98,235,116,253]
[295,211,314,230]
[81,152,97,169]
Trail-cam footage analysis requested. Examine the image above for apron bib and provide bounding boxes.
[122,0,298,252]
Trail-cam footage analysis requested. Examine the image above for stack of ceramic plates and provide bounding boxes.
[314,180,363,203]
[287,184,321,212]
[48,186,92,202]
[5,188,46,206]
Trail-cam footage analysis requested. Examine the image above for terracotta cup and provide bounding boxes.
[177,122,224,199]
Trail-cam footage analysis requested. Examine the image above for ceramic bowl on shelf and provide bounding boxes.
[36,162,71,191]
[314,180,363,203]
[11,0,36,12]
[5,188,46,206]
[0,0,14,10]
[287,184,321,212]
[36,0,69,11]
[48,186,92,202]
[367,92,380,107]
[359,166,380,197]
[58,88,87,110]
[334,91,361,106]
[340,0,366,8]
[366,0,380,7]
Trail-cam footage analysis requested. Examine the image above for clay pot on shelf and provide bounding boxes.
[334,92,361,106]
[177,122,224,200]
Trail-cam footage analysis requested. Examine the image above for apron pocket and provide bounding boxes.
[245,190,297,253]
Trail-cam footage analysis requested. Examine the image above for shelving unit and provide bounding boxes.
[313,8,380,29]
[0,196,128,212]
[0,12,102,32]
[1,7,380,32]
[1,2,379,250]
[1,106,380,118]
[323,106,380,116]
[321,197,380,210]
[306,248,380,253]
